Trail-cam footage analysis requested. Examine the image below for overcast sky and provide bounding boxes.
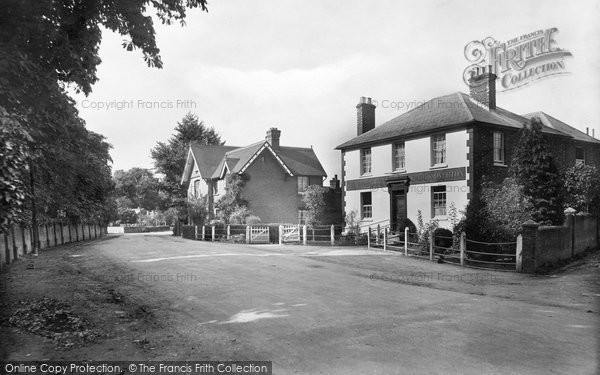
[70,0,600,180]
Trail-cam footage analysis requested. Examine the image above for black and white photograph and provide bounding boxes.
[1,0,599,374]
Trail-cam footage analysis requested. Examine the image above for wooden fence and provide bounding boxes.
[1,223,106,270]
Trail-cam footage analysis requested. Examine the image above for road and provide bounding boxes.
[2,232,599,374]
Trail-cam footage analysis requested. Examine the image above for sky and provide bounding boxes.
[70,0,600,181]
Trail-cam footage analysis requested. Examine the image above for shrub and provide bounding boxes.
[433,227,453,251]
[245,215,262,225]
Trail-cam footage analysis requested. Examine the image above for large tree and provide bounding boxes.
[151,113,224,214]
[0,0,209,230]
[511,117,564,225]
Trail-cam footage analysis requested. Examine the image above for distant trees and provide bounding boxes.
[113,168,164,211]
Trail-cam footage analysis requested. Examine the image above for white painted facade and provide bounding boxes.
[344,129,470,230]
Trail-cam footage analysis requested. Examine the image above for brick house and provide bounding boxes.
[336,67,600,231]
[181,128,327,223]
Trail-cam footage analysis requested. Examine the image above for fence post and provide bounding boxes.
[303,225,307,246]
[59,223,64,244]
[367,226,371,249]
[227,225,231,241]
[45,225,50,247]
[330,225,335,246]
[429,232,434,261]
[52,223,57,246]
[516,234,523,272]
[383,228,387,251]
[202,225,206,241]
[246,225,250,244]
[211,226,215,242]
[4,233,9,265]
[460,232,466,266]
[279,225,283,245]
[377,224,381,245]
[194,225,198,240]
[404,227,409,256]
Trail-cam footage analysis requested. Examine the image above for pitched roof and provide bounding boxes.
[189,144,238,177]
[336,92,569,149]
[522,112,600,144]
[185,139,327,183]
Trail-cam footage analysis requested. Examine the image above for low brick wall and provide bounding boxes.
[520,213,598,273]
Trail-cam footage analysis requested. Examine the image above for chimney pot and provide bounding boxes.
[593,129,596,138]
[586,127,589,135]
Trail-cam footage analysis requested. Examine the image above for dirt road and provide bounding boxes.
[1,233,598,374]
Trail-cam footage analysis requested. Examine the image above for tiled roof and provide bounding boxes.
[522,112,600,144]
[189,139,327,181]
[189,144,238,177]
[336,92,570,149]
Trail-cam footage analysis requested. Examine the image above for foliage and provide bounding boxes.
[4,298,102,349]
[113,168,164,210]
[481,177,534,239]
[245,215,262,225]
[187,196,208,226]
[215,174,248,223]
[417,218,439,250]
[564,164,600,214]
[448,202,460,228]
[433,227,453,250]
[511,117,564,225]
[0,109,32,233]
[301,185,328,227]
[117,209,138,225]
[0,0,208,228]
[151,113,224,215]
[344,210,358,234]
[229,206,253,225]
[137,210,167,227]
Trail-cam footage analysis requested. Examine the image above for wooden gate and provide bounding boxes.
[250,225,270,244]
[281,225,300,243]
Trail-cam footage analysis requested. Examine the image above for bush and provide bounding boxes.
[396,217,417,234]
[245,215,262,225]
[433,227,453,250]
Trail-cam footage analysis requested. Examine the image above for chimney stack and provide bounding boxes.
[593,129,596,138]
[356,96,376,135]
[586,127,589,135]
[266,127,281,148]
[468,65,497,110]
[329,174,340,190]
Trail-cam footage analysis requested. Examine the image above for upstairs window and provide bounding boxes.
[493,131,505,164]
[431,134,446,166]
[360,148,372,175]
[393,142,406,171]
[193,180,201,198]
[432,186,447,217]
[576,147,585,165]
[361,192,372,219]
[298,176,309,192]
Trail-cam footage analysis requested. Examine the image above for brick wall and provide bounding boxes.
[520,213,598,272]
[243,151,302,223]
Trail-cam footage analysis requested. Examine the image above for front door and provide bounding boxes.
[391,190,407,232]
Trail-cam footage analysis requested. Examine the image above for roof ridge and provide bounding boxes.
[456,92,475,122]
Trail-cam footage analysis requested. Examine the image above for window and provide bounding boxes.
[393,142,406,170]
[361,192,372,219]
[298,176,309,192]
[432,186,447,217]
[360,148,372,175]
[431,134,446,166]
[493,131,505,164]
[193,180,201,198]
[576,147,585,165]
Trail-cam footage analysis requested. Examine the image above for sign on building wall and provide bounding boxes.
[463,27,572,91]
[346,167,466,191]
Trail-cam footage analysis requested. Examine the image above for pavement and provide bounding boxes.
[1,232,599,374]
